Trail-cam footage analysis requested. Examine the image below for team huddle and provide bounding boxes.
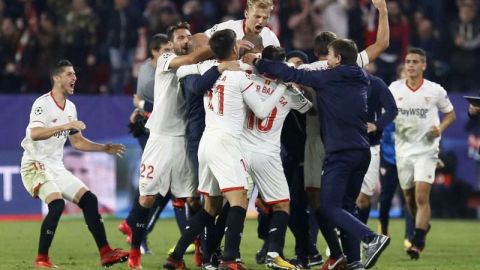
[20,0,456,270]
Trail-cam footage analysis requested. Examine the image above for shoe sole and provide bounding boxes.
[364,237,391,269]
[102,255,129,268]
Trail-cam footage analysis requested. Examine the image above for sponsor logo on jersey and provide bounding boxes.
[398,108,429,119]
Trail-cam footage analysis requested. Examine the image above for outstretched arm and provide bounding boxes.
[253,58,326,88]
[68,133,126,156]
[364,0,389,62]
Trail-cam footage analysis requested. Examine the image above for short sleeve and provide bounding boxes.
[157,52,177,72]
[205,21,231,37]
[29,99,49,128]
[436,86,454,113]
[356,50,369,68]
[286,87,312,114]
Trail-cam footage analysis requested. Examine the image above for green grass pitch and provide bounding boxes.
[1,218,479,269]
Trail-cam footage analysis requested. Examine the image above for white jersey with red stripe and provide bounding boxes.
[203,70,255,137]
[21,92,78,165]
[205,19,280,47]
[241,77,312,156]
[145,52,187,136]
[390,78,454,157]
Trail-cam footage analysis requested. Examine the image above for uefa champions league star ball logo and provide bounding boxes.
[34,107,43,115]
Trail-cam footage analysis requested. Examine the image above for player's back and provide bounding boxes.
[203,70,254,137]
[241,76,311,155]
[145,52,187,136]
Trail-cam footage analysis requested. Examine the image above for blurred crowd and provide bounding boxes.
[0,0,479,94]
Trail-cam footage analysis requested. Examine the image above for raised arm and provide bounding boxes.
[243,83,287,119]
[364,0,389,62]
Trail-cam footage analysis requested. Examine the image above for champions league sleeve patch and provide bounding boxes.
[34,107,43,115]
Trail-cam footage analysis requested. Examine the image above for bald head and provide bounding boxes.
[188,33,209,53]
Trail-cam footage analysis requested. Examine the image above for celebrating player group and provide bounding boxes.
[21,0,456,269]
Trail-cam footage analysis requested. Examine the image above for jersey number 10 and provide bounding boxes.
[246,107,277,133]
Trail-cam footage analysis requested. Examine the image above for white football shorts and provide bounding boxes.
[360,145,381,196]
[242,150,290,204]
[139,133,197,198]
[197,132,247,197]
[396,153,438,190]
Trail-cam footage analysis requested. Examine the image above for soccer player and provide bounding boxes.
[121,33,174,255]
[246,38,391,270]
[205,0,280,47]
[389,47,456,259]
[164,29,286,270]
[20,60,129,268]
[355,73,398,225]
[127,22,212,269]
[240,45,312,270]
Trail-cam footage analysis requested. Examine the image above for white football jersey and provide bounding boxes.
[21,92,78,165]
[390,79,454,157]
[145,52,187,136]
[203,70,255,137]
[241,77,312,156]
[205,19,280,47]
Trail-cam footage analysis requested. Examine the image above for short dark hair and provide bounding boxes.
[328,39,358,66]
[314,31,338,57]
[209,29,237,60]
[286,50,309,64]
[50,60,73,78]
[149,33,169,52]
[262,45,286,62]
[407,47,427,62]
[167,22,191,41]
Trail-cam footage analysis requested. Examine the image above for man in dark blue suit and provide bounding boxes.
[244,39,390,270]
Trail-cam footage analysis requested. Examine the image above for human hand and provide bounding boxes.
[372,0,387,11]
[133,94,143,108]
[242,53,259,65]
[367,122,377,133]
[65,120,86,132]
[428,126,441,139]
[237,40,254,52]
[469,104,480,116]
[104,143,126,157]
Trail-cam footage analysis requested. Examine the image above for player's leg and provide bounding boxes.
[21,162,65,268]
[129,133,172,268]
[356,145,380,224]
[407,155,436,260]
[378,160,399,235]
[220,189,248,267]
[255,197,271,264]
[166,195,222,268]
